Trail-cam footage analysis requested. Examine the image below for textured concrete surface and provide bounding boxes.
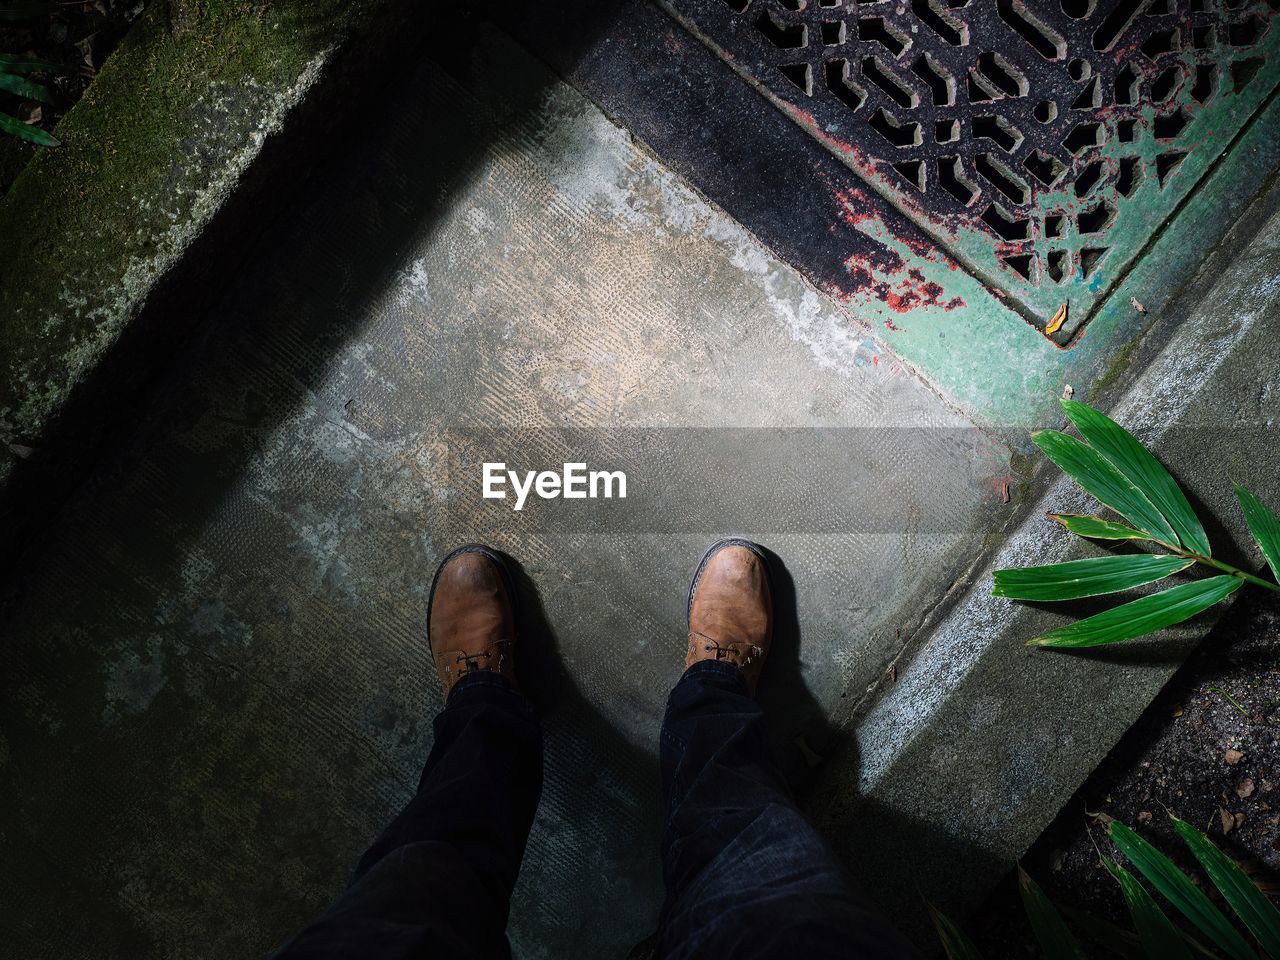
[810,186,1280,943]
[0,0,366,477]
[0,31,1007,959]
[0,0,448,566]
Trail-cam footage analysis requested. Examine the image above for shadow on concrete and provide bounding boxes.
[0,0,437,572]
[506,553,580,714]
[756,545,854,799]
[0,5,895,959]
[0,6,654,958]
[818,794,1014,950]
[502,552,667,954]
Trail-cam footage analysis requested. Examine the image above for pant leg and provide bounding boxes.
[272,671,543,960]
[656,661,915,960]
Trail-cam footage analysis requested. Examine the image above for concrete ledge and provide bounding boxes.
[0,0,442,565]
[810,186,1280,944]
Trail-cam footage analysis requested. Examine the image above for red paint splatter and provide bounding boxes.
[833,184,961,271]
[842,242,905,277]
[823,182,969,310]
[843,261,968,314]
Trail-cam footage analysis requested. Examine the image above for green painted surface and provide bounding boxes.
[832,85,1280,432]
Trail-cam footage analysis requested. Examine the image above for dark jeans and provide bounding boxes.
[273,662,913,959]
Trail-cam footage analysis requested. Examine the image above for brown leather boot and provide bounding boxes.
[427,545,518,698]
[686,539,773,694]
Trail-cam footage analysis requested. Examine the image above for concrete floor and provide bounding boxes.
[0,31,1007,958]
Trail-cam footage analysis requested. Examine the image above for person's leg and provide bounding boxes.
[274,545,540,960]
[656,540,914,960]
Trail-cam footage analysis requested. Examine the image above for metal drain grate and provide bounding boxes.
[662,0,1279,340]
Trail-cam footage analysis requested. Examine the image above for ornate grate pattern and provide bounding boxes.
[663,0,1279,338]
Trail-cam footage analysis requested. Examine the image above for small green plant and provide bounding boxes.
[1,3,70,146]
[931,814,1280,959]
[993,398,1280,648]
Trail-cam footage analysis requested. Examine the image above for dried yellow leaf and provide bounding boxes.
[1046,302,1068,335]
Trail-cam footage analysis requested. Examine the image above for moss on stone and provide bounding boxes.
[0,0,373,447]
[0,137,34,194]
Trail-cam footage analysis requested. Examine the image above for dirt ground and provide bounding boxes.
[968,588,1280,957]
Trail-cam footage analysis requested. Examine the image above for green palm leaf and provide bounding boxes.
[0,2,58,19]
[1030,575,1242,648]
[1019,867,1086,960]
[1109,822,1256,960]
[1103,856,1193,960]
[0,110,58,146]
[1235,486,1280,586]
[1033,430,1178,545]
[0,53,72,74]
[0,70,54,103]
[1049,514,1153,541]
[1172,817,1280,959]
[994,554,1193,601]
[1062,400,1210,555]
[1059,902,1149,960]
[928,903,986,960]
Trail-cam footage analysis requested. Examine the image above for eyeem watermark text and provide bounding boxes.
[483,462,627,511]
